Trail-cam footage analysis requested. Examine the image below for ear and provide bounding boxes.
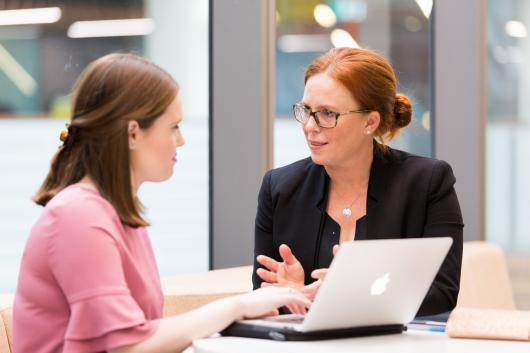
[128,120,140,150]
[364,111,381,135]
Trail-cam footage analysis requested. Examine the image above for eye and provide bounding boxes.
[321,109,336,118]
[173,124,180,130]
[299,104,311,113]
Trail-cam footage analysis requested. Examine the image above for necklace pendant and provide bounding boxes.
[342,208,352,217]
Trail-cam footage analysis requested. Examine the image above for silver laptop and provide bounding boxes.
[221,237,453,340]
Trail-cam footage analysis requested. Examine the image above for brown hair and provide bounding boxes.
[33,53,179,227]
[304,47,412,147]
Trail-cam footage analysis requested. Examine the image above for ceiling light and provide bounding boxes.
[67,18,154,38]
[330,29,359,48]
[505,20,527,38]
[0,7,61,26]
[278,34,332,53]
[314,4,337,28]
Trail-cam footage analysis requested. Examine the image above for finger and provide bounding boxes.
[332,244,340,257]
[268,308,280,316]
[261,282,284,288]
[299,304,307,314]
[278,288,312,309]
[295,302,307,314]
[311,268,328,279]
[288,302,306,315]
[258,308,279,318]
[285,303,296,314]
[256,268,278,283]
[290,303,304,315]
[289,290,312,308]
[279,244,299,266]
[301,279,320,294]
[300,280,321,301]
[280,287,312,304]
[256,255,280,272]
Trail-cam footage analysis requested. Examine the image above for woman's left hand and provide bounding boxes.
[236,286,311,318]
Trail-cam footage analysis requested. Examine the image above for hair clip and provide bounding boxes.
[59,124,70,143]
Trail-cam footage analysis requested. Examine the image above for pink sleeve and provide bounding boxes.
[47,197,158,352]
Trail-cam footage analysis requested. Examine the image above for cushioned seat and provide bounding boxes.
[161,266,253,316]
[0,295,14,353]
[457,241,515,309]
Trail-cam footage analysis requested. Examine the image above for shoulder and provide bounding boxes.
[265,157,323,192]
[384,148,453,176]
[44,185,123,237]
[268,157,314,178]
[379,147,456,190]
[24,186,132,283]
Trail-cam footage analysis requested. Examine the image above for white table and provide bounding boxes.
[192,330,530,353]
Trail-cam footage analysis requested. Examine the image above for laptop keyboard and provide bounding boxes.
[264,314,305,324]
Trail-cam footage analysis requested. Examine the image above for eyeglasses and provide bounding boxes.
[292,102,372,128]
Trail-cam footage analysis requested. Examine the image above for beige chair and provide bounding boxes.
[0,266,253,353]
[161,266,253,316]
[457,241,516,309]
[0,309,12,353]
[0,295,14,353]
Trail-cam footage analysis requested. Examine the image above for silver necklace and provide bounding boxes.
[339,187,366,218]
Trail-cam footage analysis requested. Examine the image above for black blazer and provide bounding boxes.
[253,146,464,316]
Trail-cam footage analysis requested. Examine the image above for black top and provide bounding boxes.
[317,214,367,269]
[252,144,464,316]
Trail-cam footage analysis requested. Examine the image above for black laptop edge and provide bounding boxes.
[220,322,405,341]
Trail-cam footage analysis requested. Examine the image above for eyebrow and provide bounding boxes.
[301,102,340,111]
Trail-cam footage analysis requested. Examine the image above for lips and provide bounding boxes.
[308,140,328,150]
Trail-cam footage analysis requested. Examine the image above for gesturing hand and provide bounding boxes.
[256,244,305,289]
[300,244,340,301]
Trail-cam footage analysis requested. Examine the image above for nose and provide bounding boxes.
[303,114,320,134]
[176,130,185,147]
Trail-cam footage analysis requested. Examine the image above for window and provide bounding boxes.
[0,1,209,292]
[274,0,433,168]
[486,0,530,308]
[486,0,530,252]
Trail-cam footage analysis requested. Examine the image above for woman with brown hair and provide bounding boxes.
[253,47,464,316]
[13,53,310,353]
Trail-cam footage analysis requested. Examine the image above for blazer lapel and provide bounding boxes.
[297,163,327,283]
[365,146,391,239]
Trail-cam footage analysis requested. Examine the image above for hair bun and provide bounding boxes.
[393,93,412,129]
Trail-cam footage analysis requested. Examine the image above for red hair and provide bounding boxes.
[305,47,412,146]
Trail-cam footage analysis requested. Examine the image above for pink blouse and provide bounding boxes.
[13,184,164,353]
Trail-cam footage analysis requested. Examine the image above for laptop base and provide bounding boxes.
[220,323,405,341]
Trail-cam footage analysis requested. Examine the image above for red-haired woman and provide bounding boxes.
[13,53,310,353]
[253,47,463,317]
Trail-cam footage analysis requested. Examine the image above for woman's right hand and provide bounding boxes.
[256,244,305,289]
[300,245,340,301]
[234,286,311,319]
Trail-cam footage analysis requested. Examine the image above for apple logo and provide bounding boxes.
[370,272,390,296]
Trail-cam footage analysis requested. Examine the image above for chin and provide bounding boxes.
[149,170,174,183]
[309,153,327,166]
[161,170,174,181]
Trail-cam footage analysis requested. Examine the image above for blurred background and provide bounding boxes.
[0,0,528,308]
[0,0,210,291]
